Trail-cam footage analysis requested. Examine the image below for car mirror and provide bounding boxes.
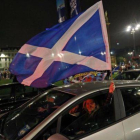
[47,133,69,140]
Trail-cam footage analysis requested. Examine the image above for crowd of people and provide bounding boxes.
[0,70,14,80]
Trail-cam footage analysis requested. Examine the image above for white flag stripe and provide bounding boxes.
[99,3,111,66]
[19,44,37,54]
[59,51,109,70]
[78,56,110,70]
[31,47,52,58]
[22,59,54,85]
[19,44,51,58]
[56,51,86,64]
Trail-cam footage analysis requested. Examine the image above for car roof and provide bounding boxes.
[54,80,140,96]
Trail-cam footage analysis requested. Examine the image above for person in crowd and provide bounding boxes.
[64,78,69,85]
[3,71,6,79]
[10,72,13,79]
[37,96,59,116]
[13,75,18,82]
[105,70,111,80]
[127,63,131,69]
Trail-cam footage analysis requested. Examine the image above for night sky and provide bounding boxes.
[0,0,140,51]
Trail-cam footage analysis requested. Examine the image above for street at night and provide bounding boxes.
[0,0,140,140]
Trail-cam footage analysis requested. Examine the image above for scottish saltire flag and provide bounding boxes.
[10,1,111,88]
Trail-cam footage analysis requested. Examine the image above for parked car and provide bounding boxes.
[114,69,140,80]
[0,80,140,140]
[0,83,56,115]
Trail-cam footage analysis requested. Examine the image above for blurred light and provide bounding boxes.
[136,24,140,28]
[57,53,64,58]
[52,53,54,57]
[126,28,130,32]
[74,36,77,41]
[1,54,5,57]
[101,52,104,55]
[60,53,64,56]
[79,51,81,54]
[11,114,20,120]
[58,54,62,58]
[52,96,56,99]
[128,52,133,55]
[126,26,131,32]
[64,85,70,87]
[110,51,113,54]
[132,128,140,132]
[26,53,30,57]
[126,24,140,33]
[137,92,140,95]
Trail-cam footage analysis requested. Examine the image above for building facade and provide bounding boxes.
[0,48,19,71]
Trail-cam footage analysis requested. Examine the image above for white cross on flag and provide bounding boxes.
[10,1,111,88]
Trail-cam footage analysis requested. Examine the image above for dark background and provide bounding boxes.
[0,0,140,52]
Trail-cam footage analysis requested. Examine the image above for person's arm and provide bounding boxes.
[104,81,115,105]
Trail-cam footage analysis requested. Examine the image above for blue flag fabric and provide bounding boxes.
[10,1,111,88]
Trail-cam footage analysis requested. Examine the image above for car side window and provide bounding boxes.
[120,87,140,117]
[60,90,115,139]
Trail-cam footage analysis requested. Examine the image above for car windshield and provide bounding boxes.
[2,90,74,140]
[114,71,140,80]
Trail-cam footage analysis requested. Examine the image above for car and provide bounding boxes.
[0,83,56,115]
[114,69,140,80]
[0,80,140,140]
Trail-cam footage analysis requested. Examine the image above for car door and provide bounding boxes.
[59,89,125,140]
[80,122,125,140]
[118,86,140,140]
[26,89,125,140]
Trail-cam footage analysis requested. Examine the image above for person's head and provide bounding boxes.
[83,99,96,114]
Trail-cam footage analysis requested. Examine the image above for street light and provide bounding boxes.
[128,52,133,61]
[128,52,133,55]
[110,51,113,55]
[126,24,140,56]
